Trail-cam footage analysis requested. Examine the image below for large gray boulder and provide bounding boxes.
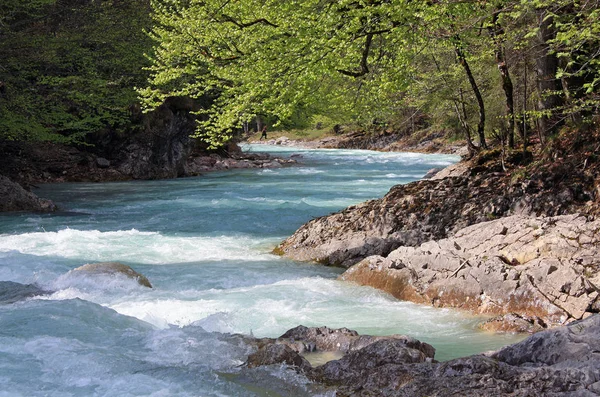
[341,214,600,329]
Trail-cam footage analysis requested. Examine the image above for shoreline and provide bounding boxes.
[246,130,469,156]
[275,142,600,333]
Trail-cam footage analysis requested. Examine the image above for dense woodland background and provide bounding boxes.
[0,0,598,155]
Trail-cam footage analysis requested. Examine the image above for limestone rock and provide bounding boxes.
[276,162,595,268]
[71,262,152,288]
[341,214,600,328]
[479,313,548,333]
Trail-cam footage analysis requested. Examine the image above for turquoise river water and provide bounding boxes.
[0,144,523,396]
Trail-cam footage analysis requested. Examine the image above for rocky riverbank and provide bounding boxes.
[243,318,600,396]
[341,214,600,331]
[276,145,600,331]
[0,98,295,212]
[0,142,292,212]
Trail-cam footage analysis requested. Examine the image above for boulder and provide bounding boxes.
[340,214,600,328]
[71,262,152,288]
[0,281,49,304]
[246,316,600,396]
[0,175,57,212]
[278,325,435,358]
[96,157,110,169]
[246,344,312,372]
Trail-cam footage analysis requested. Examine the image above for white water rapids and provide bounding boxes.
[0,145,523,396]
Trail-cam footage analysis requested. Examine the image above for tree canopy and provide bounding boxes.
[0,0,153,143]
[143,0,600,149]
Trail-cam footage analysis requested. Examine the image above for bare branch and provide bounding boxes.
[337,33,373,78]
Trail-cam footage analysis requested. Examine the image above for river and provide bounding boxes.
[0,144,523,396]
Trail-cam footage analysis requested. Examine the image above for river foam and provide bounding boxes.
[0,145,524,395]
[0,228,273,264]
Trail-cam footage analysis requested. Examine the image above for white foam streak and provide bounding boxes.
[0,229,272,264]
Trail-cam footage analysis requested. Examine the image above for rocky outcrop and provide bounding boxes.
[0,97,295,189]
[276,158,596,267]
[0,175,56,212]
[277,325,435,357]
[70,262,152,288]
[340,214,600,329]
[245,325,435,373]
[246,317,600,396]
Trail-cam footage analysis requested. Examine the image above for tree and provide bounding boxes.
[143,0,599,148]
[0,0,153,143]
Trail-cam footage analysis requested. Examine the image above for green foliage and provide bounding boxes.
[0,0,153,143]
[146,0,599,148]
[508,0,600,120]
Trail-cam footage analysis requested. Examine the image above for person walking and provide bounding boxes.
[260,125,268,140]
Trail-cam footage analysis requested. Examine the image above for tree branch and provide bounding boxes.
[337,33,373,78]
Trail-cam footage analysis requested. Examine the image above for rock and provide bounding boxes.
[0,281,49,304]
[96,157,110,168]
[422,167,444,179]
[246,316,600,396]
[479,313,548,333]
[0,175,57,212]
[429,161,470,179]
[246,344,312,372]
[340,214,600,328]
[313,338,433,393]
[278,325,435,358]
[276,156,595,268]
[493,314,600,367]
[71,262,152,288]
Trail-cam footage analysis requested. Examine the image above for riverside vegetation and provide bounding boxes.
[1,0,600,395]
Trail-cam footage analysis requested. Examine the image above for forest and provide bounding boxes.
[1,0,598,154]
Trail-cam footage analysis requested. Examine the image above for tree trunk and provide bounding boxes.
[535,8,563,140]
[455,44,487,149]
[455,88,478,156]
[522,66,528,154]
[488,10,516,149]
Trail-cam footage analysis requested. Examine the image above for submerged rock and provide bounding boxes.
[341,214,600,329]
[246,317,600,396]
[71,262,152,288]
[0,281,49,304]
